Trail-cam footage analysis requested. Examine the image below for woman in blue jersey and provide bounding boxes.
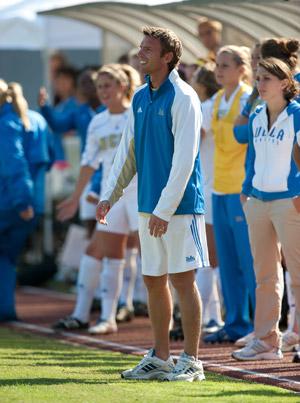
[232,58,300,362]
[0,81,51,321]
[53,64,141,335]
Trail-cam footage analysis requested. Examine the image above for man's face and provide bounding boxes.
[198,25,220,51]
[138,36,169,75]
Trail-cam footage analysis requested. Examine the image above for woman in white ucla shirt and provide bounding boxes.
[232,57,300,362]
[54,64,141,334]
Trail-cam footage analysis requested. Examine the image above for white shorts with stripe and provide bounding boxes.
[96,187,138,235]
[139,213,209,276]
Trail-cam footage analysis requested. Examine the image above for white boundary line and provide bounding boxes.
[20,286,76,301]
[9,321,300,391]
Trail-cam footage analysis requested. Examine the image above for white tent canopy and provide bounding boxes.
[0,0,102,49]
[38,0,300,63]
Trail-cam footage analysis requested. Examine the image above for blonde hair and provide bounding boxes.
[0,79,8,105]
[98,63,141,101]
[218,45,252,85]
[7,82,31,131]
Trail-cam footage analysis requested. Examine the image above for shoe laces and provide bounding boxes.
[174,356,193,373]
[134,351,155,370]
[246,338,266,352]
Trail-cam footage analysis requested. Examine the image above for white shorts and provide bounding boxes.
[96,187,138,235]
[79,183,97,221]
[203,184,213,225]
[139,214,209,276]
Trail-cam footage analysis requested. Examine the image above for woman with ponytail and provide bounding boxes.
[53,64,141,335]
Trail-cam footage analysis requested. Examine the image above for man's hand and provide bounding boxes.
[148,214,168,237]
[19,206,34,221]
[56,196,79,222]
[96,200,111,225]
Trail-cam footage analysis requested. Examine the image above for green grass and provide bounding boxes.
[0,328,297,403]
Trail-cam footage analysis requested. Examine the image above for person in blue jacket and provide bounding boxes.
[39,66,78,162]
[234,38,300,146]
[0,81,52,321]
[96,27,209,382]
[232,58,300,362]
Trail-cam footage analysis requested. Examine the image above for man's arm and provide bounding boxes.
[152,90,201,222]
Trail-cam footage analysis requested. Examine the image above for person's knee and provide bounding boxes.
[143,274,168,292]
[85,241,102,260]
[170,271,195,291]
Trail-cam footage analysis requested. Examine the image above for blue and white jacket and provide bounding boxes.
[242,101,300,200]
[101,69,204,221]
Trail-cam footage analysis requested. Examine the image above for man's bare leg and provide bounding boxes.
[143,274,172,361]
[170,270,201,358]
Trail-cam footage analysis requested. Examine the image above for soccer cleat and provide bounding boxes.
[203,328,236,343]
[52,316,89,331]
[121,349,175,380]
[232,338,283,361]
[164,352,205,382]
[203,319,224,334]
[292,351,300,363]
[116,306,134,323]
[88,320,117,335]
[282,331,299,352]
[133,301,148,317]
[234,331,255,347]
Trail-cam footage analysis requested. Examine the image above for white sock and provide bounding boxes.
[119,249,138,310]
[93,282,102,300]
[100,258,125,323]
[209,268,223,324]
[196,267,213,324]
[134,255,148,303]
[72,254,102,323]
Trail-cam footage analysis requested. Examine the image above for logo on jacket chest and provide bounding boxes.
[254,126,285,145]
[98,133,121,150]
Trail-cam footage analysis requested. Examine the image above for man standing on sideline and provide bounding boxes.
[96,26,209,382]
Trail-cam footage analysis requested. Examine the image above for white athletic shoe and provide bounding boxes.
[88,320,117,335]
[282,331,299,352]
[234,331,255,347]
[121,349,175,380]
[164,352,205,382]
[232,338,283,361]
